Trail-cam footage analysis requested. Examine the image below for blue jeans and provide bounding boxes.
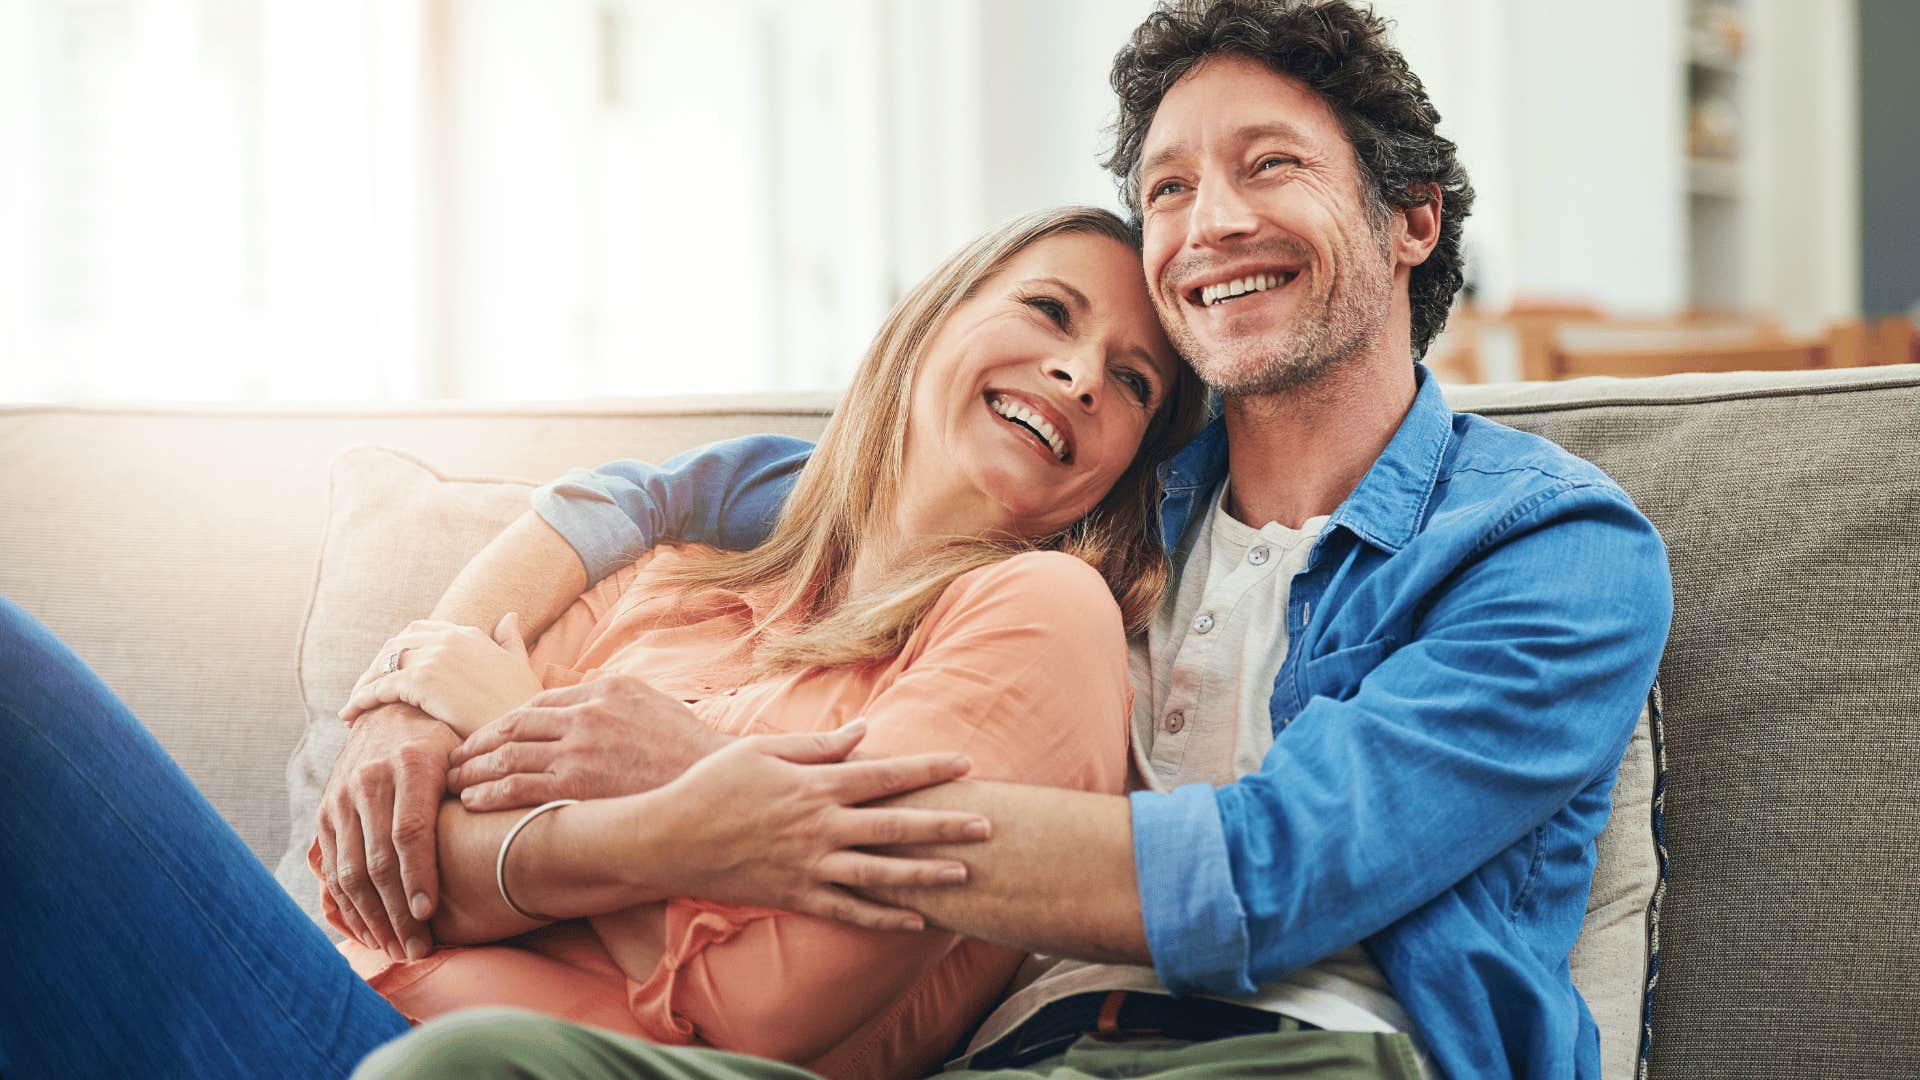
[0,598,411,1079]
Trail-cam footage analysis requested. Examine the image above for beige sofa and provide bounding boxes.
[4,364,1916,1079]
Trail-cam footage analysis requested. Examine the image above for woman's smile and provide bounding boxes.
[983,390,1074,465]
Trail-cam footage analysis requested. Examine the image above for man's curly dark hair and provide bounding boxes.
[1105,0,1474,359]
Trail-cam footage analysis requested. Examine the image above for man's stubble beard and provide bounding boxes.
[1160,227,1396,400]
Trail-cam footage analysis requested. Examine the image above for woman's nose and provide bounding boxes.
[1045,355,1102,409]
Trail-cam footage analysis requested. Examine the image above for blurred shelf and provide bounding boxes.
[1688,158,1741,199]
[1687,29,1742,75]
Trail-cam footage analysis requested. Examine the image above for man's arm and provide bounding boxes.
[530,433,813,585]
[864,781,1151,964]
[867,486,1671,992]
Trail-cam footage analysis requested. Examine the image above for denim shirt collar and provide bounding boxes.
[1154,363,1454,556]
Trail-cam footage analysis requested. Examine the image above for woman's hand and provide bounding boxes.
[654,719,991,932]
[339,614,546,738]
[448,674,731,811]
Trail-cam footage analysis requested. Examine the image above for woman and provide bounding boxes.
[0,206,1205,1080]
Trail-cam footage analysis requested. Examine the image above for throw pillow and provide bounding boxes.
[273,446,536,925]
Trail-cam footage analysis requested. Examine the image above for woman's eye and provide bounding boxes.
[1119,370,1152,404]
[1028,296,1069,327]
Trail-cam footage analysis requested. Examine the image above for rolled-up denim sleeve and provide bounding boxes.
[1130,783,1258,996]
[531,433,813,585]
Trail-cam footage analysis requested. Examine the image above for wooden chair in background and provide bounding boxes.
[1542,320,1867,380]
[1423,304,1488,385]
[1867,316,1919,365]
[1508,302,1786,381]
[1421,306,1910,384]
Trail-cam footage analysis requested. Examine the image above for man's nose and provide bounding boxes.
[1189,175,1259,248]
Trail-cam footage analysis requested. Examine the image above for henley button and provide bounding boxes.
[1192,612,1215,634]
[1164,710,1186,734]
[1248,546,1270,565]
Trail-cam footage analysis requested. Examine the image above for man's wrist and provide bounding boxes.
[348,702,456,750]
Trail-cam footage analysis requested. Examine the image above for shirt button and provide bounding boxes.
[1192,612,1215,634]
[1164,710,1186,734]
[1248,546,1270,565]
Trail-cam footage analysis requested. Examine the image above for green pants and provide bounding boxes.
[352,1007,1426,1080]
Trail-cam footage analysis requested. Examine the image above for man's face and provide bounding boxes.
[1136,53,1396,396]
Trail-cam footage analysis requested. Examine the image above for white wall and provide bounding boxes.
[1741,0,1861,327]
[1374,0,1689,315]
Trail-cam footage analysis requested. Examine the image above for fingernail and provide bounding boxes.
[965,819,991,840]
[949,754,973,772]
[838,716,867,733]
[410,892,430,920]
[405,936,428,961]
[940,866,966,884]
[900,916,925,932]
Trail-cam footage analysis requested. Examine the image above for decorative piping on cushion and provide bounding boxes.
[1636,680,1670,1080]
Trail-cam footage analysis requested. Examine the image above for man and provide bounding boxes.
[333,2,1671,1077]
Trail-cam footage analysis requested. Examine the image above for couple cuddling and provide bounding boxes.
[0,2,1672,1079]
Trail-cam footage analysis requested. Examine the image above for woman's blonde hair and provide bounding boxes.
[656,205,1208,677]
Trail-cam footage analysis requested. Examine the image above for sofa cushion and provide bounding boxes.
[1446,367,1920,1080]
[273,447,536,922]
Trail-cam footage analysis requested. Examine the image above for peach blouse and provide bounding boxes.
[312,546,1132,1079]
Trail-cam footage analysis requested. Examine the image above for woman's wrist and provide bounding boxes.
[504,791,688,919]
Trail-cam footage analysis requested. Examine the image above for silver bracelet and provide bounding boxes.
[495,799,579,921]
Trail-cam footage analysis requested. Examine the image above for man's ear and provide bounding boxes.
[1394,182,1442,269]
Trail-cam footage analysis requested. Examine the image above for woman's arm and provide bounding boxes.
[428,723,990,945]
[427,793,666,945]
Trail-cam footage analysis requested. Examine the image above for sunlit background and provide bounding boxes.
[2,0,1914,401]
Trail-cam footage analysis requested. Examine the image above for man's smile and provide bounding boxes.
[1185,268,1301,308]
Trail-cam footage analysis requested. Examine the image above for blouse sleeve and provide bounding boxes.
[638,550,1134,1064]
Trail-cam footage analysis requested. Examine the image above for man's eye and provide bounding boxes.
[1257,156,1293,172]
[1149,179,1185,202]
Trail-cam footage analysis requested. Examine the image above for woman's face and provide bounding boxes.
[900,231,1182,540]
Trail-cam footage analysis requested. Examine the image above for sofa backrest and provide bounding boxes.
[1446,366,1920,1079]
[5,364,1916,1078]
[0,397,835,861]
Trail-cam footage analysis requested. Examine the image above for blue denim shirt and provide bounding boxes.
[532,366,1673,1079]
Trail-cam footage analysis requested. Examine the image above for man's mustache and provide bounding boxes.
[1160,239,1316,298]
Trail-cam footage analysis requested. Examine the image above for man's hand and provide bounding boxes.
[658,719,990,932]
[446,674,731,811]
[315,706,458,962]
